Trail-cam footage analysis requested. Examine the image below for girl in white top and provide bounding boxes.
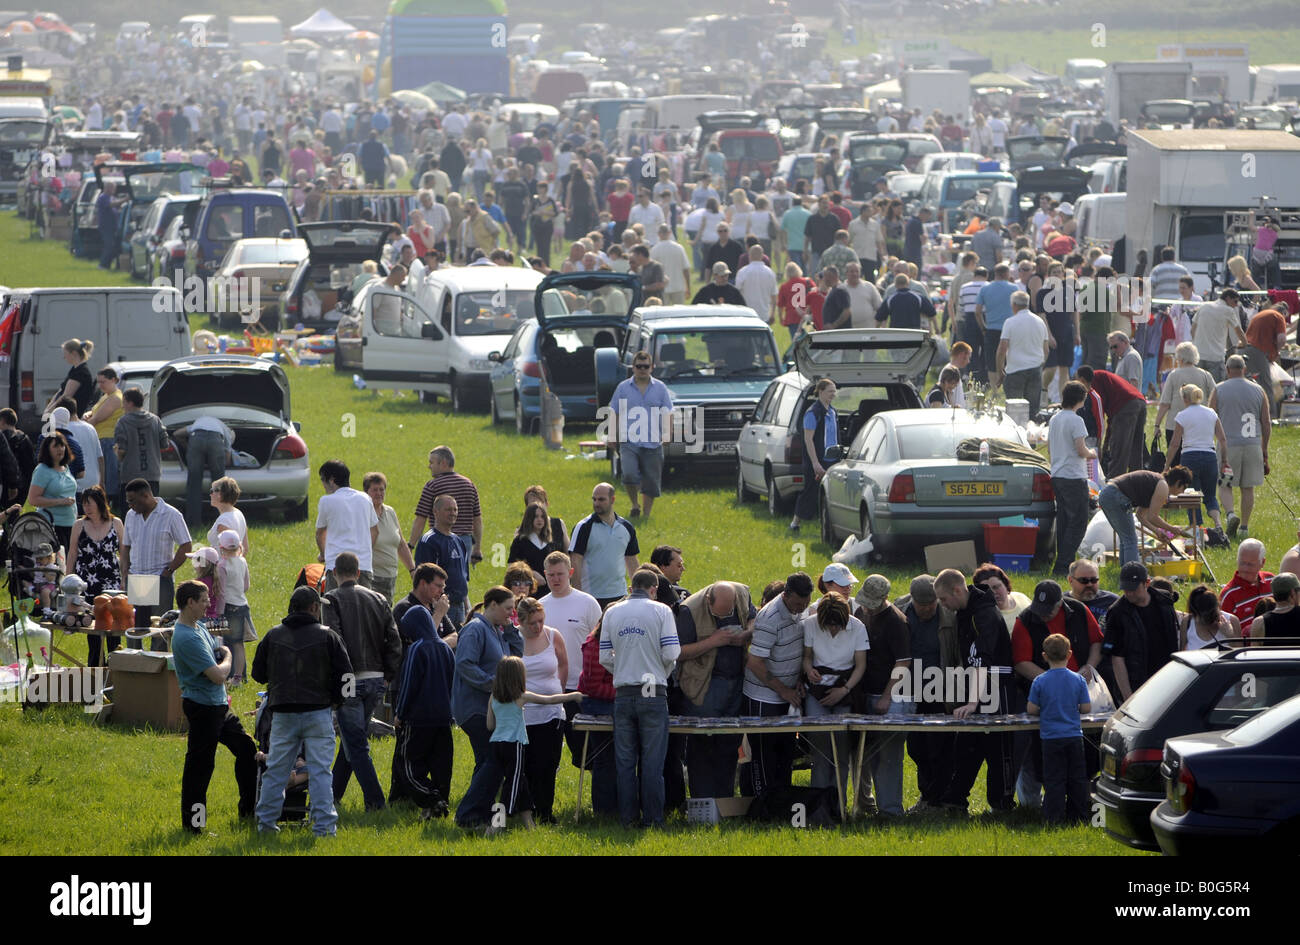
[1167,384,1228,532]
[1180,585,1240,650]
[749,195,775,250]
[727,188,754,241]
[216,529,253,685]
[517,597,572,823]
[207,476,249,556]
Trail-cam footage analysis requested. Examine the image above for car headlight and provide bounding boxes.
[467,358,493,371]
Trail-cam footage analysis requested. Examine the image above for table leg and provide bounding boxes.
[830,730,845,824]
[49,643,85,669]
[574,731,590,824]
[853,731,867,817]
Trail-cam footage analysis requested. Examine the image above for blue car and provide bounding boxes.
[488,270,643,434]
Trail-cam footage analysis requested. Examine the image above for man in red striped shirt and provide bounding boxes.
[1219,538,1274,639]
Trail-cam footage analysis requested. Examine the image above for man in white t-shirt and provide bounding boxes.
[995,290,1050,416]
[650,224,692,304]
[1192,288,1246,381]
[441,106,468,140]
[988,110,1008,153]
[876,111,898,133]
[542,550,603,691]
[627,189,666,245]
[843,262,883,328]
[315,459,380,590]
[734,245,778,323]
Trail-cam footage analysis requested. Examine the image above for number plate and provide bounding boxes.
[707,442,737,455]
[1102,752,1116,777]
[945,481,1004,497]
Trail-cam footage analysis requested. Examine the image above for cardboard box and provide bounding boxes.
[924,539,978,575]
[107,650,186,731]
[686,796,753,824]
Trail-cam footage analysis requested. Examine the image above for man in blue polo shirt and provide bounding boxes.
[975,262,1018,377]
[171,579,258,834]
[569,482,641,609]
[608,350,673,518]
[415,494,472,627]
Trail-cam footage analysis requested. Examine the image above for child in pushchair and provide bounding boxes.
[253,693,310,823]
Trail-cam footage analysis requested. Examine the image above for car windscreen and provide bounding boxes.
[539,284,632,317]
[1179,215,1226,262]
[895,420,1018,460]
[0,121,47,144]
[653,329,779,379]
[1115,661,1199,725]
[455,290,537,335]
[849,140,907,165]
[944,177,1000,203]
[1143,102,1195,123]
[721,136,778,160]
[127,170,195,199]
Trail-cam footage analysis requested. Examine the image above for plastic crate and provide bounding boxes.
[1148,559,1204,582]
[982,523,1038,556]
[991,553,1032,573]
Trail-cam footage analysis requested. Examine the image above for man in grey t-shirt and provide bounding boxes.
[969,218,1003,271]
[1211,355,1271,539]
[1048,381,1096,575]
[1108,331,1143,393]
[113,386,170,510]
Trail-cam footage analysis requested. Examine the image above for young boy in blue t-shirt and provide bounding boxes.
[1027,633,1092,824]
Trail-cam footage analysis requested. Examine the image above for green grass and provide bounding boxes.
[6,207,1297,855]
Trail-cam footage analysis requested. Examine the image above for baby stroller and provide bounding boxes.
[1,510,60,601]
[253,694,311,823]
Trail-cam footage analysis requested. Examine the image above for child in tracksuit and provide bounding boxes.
[1027,633,1093,824]
[486,656,581,833]
[395,603,457,819]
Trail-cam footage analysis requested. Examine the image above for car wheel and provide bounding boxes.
[450,375,466,413]
[736,463,755,503]
[287,498,309,522]
[766,473,785,517]
[610,448,621,482]
[820,495,835,547]
[490,394,502,425]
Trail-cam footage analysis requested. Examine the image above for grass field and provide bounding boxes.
[3,207,1296,855]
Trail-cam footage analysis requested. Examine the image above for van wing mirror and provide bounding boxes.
[487,351,502,362]
[825,444,849,462]
[421,322,441,339]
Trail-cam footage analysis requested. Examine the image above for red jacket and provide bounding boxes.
[1090,370,1144,417]
[579,632,615,702]
[1220,571,1275,639]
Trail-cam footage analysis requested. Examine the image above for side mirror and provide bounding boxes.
[421,322,440,339]
[487,351,502,363]
[825,444,848,462]
[293,421,302,432]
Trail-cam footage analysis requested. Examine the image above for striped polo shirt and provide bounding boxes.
[414,471,481,537]
[743,594,806,704]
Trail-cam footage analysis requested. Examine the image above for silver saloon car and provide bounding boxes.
[150,355,310,520]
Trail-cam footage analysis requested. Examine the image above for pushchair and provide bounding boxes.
[1,510,60,601]
[253,694,311,823]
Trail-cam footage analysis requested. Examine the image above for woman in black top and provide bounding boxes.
[45,339,95,417]
[1037,265,1079,401]
[927,366,961,407]
[508,502,561,582]
[1098,467,1194,567]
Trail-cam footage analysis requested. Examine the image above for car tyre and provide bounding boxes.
[287,498,309,522]
[490,394,503,426]
[451,374,466,413]
[736,463,755,503]
[766,473,785,517]
[820,495,834,547]
[515,397,532,435]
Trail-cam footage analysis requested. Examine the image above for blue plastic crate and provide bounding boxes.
[991,553,1032,573]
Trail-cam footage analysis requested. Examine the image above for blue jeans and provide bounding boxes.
[448,597,468,629]
[472,169,489,202]
[186,429,226,524]
[1098,483,1139,567]
[788,249,804,270]
[257,708,337,835]
[1180,449,1220,526]
[100,437,119,501]
[864,696,910,816]
[685,674,743,799]
[455,713,500,826]
[332,676,387,810]
[614,685,669,826]
[803,691,852,802]
[579,696,618,815]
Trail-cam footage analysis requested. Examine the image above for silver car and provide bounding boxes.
[150,356,309,520]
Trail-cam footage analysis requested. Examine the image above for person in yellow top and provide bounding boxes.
[82,367,124,510]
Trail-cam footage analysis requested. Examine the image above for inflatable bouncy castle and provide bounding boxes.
[374,0,509,97]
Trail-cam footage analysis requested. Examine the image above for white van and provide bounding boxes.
[1,286,191,433]
[1074,193,1127,253]
[356,266,543,411]
[1254,64,1300,105]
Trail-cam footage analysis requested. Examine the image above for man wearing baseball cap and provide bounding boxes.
[1258,572,1300,646]
[1101,563,1179,701]
[251,585,354,836]
[692,261,745,305]
[852,574,910,818]
[1011,580,1104,807]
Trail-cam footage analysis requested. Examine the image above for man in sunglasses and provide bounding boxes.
[1065,559,1119,631]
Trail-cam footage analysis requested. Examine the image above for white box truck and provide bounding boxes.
[900,69,970,122]
[1124,129,1300,293]
[1254,64,1300,105]
[1103,61,1193,128]
[1155,44,1250,105]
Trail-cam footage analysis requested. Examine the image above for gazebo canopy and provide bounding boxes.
[289,9,357,39]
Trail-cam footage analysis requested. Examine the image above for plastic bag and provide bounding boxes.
[1086,670,1116,714]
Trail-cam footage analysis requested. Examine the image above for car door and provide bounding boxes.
[490,322,526,418]
[738,380,778,491]
[109,292,189,362]
[31,295,107,408]
[825,415,886,534]
[360,288,445,390]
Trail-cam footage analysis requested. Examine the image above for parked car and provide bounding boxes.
[151,355,309,521]
[774,151,825,190]
[355,265,545,411]
[129,194,201,282]
[1086,156,1127,195]
[1,287,191,434]
[280,221,390,332]
[696,111,782,189]
[93,161,199,269]
[614,304,781,475]
[488,270,643,434]
[916,151,988,175]
[184,187,297,285]
[818,407,1055,558]
[1093,644,1300,851]
[736,328,930,516]
[1151,690,1300,854]
[108,359,168,400]
[0,115,53,206]
[917,169,1018,232]
[149,200,203,284]
[845,134,908,199]
[209,237,308,329]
